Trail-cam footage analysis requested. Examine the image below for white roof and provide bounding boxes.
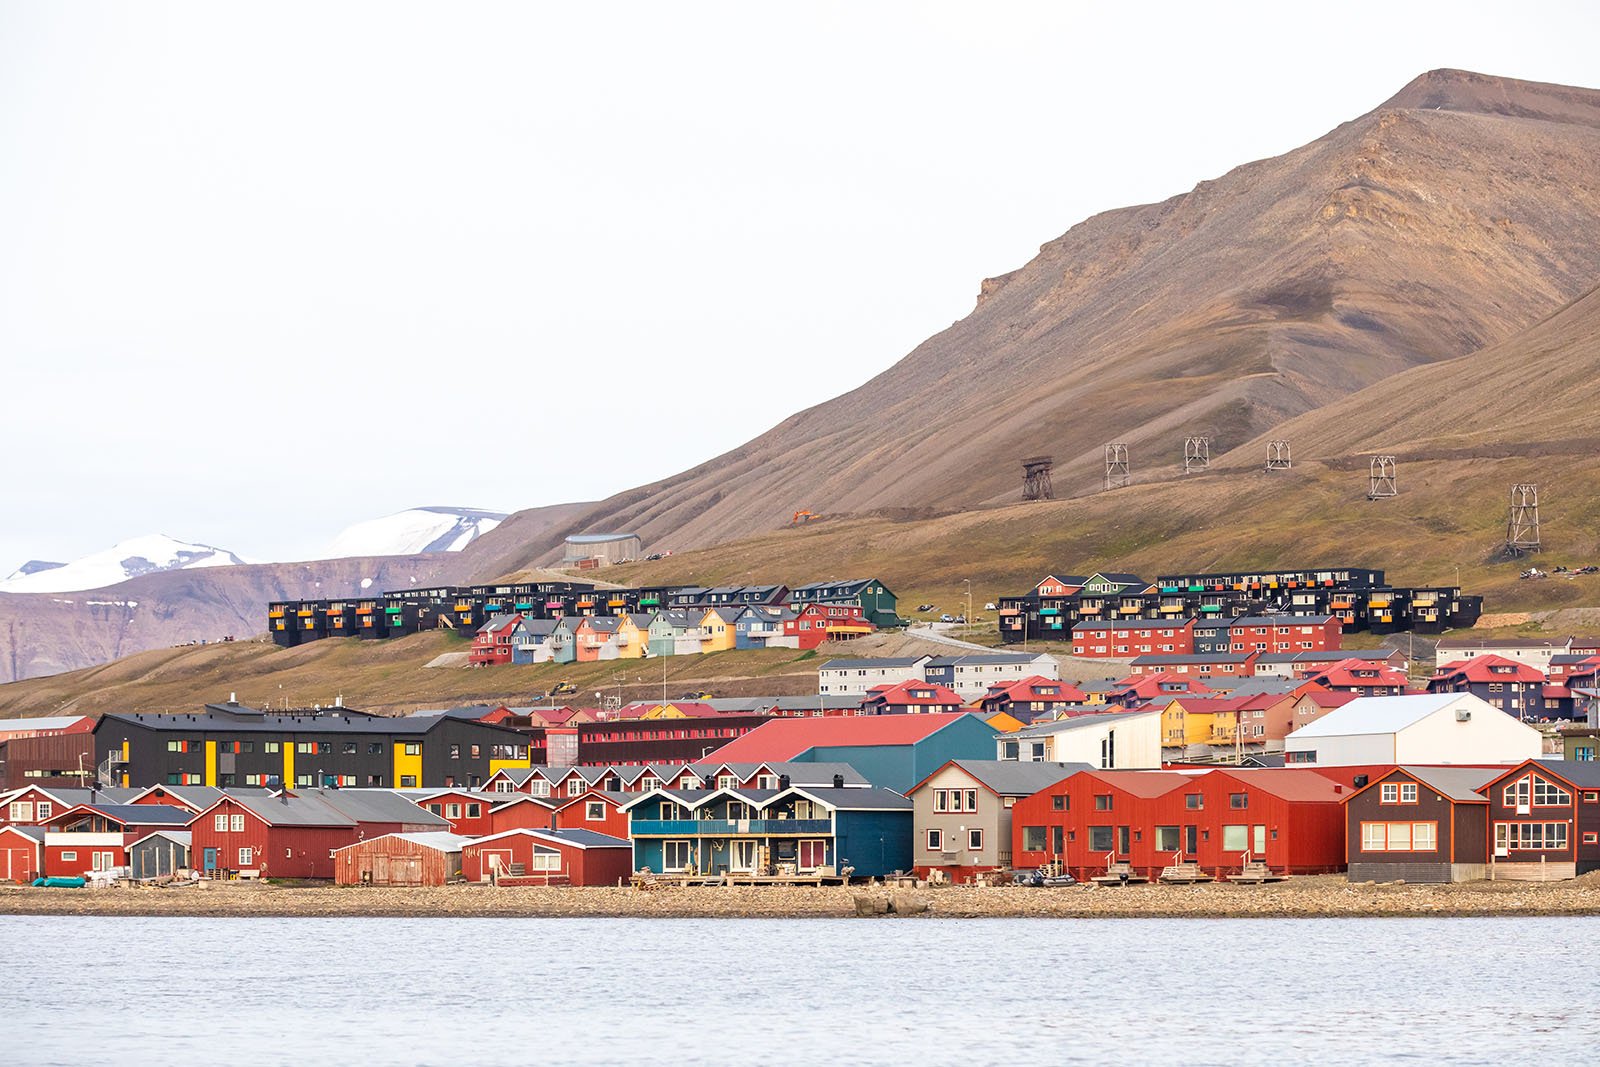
[0,715,89,732]
[1288,693,1468,738]
[332,831,473,853]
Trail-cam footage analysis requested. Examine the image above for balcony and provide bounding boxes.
[268,609,285,619]
[631,819,831,836]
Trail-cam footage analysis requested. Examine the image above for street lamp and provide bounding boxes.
[964,579,972,638]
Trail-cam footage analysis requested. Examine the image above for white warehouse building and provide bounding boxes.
[1284,693,1543,767]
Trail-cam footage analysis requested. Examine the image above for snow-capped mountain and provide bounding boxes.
[0,535,252,594]
[323,507,507,559]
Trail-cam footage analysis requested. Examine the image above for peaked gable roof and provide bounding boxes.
[708,712,992,762]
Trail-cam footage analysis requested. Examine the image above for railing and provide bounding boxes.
[631,819,831,836]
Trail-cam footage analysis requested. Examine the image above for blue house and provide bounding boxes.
[623,785,913,879]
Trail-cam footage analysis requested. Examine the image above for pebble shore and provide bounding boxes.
[3,874,1600,920]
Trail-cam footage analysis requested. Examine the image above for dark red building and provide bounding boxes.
[1479,760,1600,879]
[1342,766,1495,883]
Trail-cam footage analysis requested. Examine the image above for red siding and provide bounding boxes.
[333,836,459,886]
[0,833,40,882]
[489,798,557,834]
[188,798,357,879]
[461,832,631,886]
[553,793,629,839]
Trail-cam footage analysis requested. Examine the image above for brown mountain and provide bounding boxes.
[461,69,1600,574]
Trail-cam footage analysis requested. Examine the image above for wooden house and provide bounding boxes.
[553,789,632,839]
[42,802,191,876]
[1480,760,1600,880]
[511,618,559,664]
[1427,655,1553,721]
[487,794,560,834]
[787,578,903,629]
[469,612,524,667]
[407,789,496,837]
[185,794,359,879]
[574,616,622,663]
[1306,658,1410,697]
[548,616,582,664]
[461,827,633,885]
[698,607,741,653]
[859,680,966,715]
[647,609,704,656]
[1343,766,1497,883]
[908,759,1088,882]
[332,831,471,886]
[1224,616,1342,655]
[735,606,795,650]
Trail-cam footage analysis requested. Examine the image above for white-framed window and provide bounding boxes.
[230,814,245,832]
[567,780,583,797]
[1533,777,1571,807]
[214,813,228,832]
[238,847,254,866]
[61,850,78,863]
[586,801,606,821]
[926,828,943,851]
[662,840,693,872]
[1495,822,1570,852]
[530,848,562,872]
[967,828,984,851]
[9,802,33,822]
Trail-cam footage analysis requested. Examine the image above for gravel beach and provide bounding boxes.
[4,875,1600,920]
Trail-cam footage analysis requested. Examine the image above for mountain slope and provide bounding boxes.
[0,535,252,594]
[463,69,1600,574]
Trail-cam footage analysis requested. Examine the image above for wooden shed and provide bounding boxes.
[0,825,43,883]
[332,831,471,886]
[128,830,191,880]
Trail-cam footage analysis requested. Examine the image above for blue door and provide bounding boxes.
[203,848,218,872]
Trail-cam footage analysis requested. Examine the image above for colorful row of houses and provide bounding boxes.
[469,602,876,666]
[997,566,1482,645]
[269,578,903,648]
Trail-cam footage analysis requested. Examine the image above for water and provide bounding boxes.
[6,915,1594,1065]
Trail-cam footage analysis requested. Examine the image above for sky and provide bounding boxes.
[3,0,1598,572]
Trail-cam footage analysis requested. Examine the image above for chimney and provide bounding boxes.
[833,774,845,789]
[335,695,343,708]
[778,774,791,790]
[229,692,236,704]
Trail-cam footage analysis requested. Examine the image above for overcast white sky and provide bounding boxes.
[3,1,1597,571]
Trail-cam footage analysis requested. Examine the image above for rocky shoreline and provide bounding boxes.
[4,875,1600,920]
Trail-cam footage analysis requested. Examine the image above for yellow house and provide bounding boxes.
[699,607,738,653]
[984,710,1027,734]
[1161,697,1241,750]
[639,703,689,720]
[614,614,650,659]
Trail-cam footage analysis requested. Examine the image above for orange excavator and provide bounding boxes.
[792,510,815,524]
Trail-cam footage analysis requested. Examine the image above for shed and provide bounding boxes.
[461,827,632,886]
[332,832,472,886]
[128,830,192,880]
[0,825,43,883]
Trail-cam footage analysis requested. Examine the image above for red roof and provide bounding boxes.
[982,676,1088,702]
[707,712,982,762]
[862,680,965,707]
[1213,768,1346,803]
[1113,673,1215,700]
[1431,654,1545,685]
[1074,770,1195,798]
[1310,658,1410,689]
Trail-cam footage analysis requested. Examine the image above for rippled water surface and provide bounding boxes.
[7,914,1593,1065]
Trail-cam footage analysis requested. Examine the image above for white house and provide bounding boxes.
[1433,637,1569,673]
[996,711,1161,769]
[924,652,1061,700]
[817,656,932,696]
[1284,693,1542,767]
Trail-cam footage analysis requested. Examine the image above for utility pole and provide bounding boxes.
[964,579,972,639]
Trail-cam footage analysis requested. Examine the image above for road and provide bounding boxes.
[905,621,998,653]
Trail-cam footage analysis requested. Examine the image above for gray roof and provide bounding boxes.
[1073,618,1194,631]
[1130,654,1254,665]
[819,656,930,670]
[225,794,358,828]
[530,828,631,848]
[1011,710,1159,737]
[130,830,192,848]
[22,786,141,807]
[926,653,1052,666]
[1228,615,1335,627]
[100,709,521,736]
[308,789,451,826]
[691,761,870,787]
[565,533,639,544]
[779,785,912,811]
[334,831,473,853]
[72,804,194,826]
[0,825,46,841]
[1205,678,1299,697]
[1393,766,1502,802]
[943,759,1090,795]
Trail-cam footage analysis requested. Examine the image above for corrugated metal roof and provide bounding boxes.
[333,831,473,852]
[1011,711,1158,737]
[311,789,450,827]
[707,713,990,762]
[1287,693,1476,738]
[944,760,1090,795]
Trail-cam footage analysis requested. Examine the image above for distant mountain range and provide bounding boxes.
[0,535,253,595]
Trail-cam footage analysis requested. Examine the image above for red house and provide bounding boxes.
[488,794,559,834]
[977,677,1089,721]
[858,680,966,715]
[469,613,524,667]
[186,795,359,879]
[1108,672,1214,708]
[1478,759,1600,879]
[42,802,192,876]
[553,789,632,840]
[783,603,875,650]
[1010,767,1347,881]
[410,789,497,837]
[0,825,43,882]
[1072,619,1196,658]
[1225,616,1342,655]
[1305,658,1410,697]
[460,827,633,885]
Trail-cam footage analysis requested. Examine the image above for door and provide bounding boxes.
[1184,825,1198,857]
[1050,825,1064,857]
[731,840,758,873]
[1116,826,1130,857]
[203,848,218,872]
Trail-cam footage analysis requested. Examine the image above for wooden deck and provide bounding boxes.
[632,872,850,889]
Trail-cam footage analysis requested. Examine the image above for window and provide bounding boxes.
[297,742,314,755]
[1089,826,1115,852]
[369,743,383,755]
[450,744,461,759]
[8,802,32,822]
[1494,822,1570,851]
[1363,822,1439,851]
[1229,793,1248,810]
[1222,825,1249,852]
[1380,783,1398,803]
[297,774,313,788]
[471,745,481,759]
[343,742,357,755]
[264,742,280,754]
[586,801,605,821]
[467,803,480,819]
[1094,794,1113,811]
[1533,777,1571,807]
[1184,794,1203,810]
[318,742,332,755]
[230,814,245,832]
[926,828,944,851]
[1155,826,1180,852]
[447,804,462,819]
[400,776,418,788]
[60,851,77,863]
[663,840,694,872]
[1051,795,1066,811]
[568,780,583,797]
[967,828,984,851]
[36,802,52,820]
[1021,826,1046,852]
[238,847,254,866]
[404,743,421,756]
[214,813,228,832]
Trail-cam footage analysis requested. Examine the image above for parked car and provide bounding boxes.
[984,602,997,611]
[916,604,935,613]
[954,615,966,624]
[939,614,955,622]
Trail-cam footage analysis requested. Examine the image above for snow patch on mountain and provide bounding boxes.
[323,507,507,559]
[0,535,252,594]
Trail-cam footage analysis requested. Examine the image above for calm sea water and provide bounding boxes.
[6,915,1593,1065]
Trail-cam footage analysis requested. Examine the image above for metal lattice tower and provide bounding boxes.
[1505,483,1542,554]
[1021,456,1054,501]
[1183,436,1211,475]
[1367,455,1397,499]
[1104,443,1130,491]
[1266,440,1292,471]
